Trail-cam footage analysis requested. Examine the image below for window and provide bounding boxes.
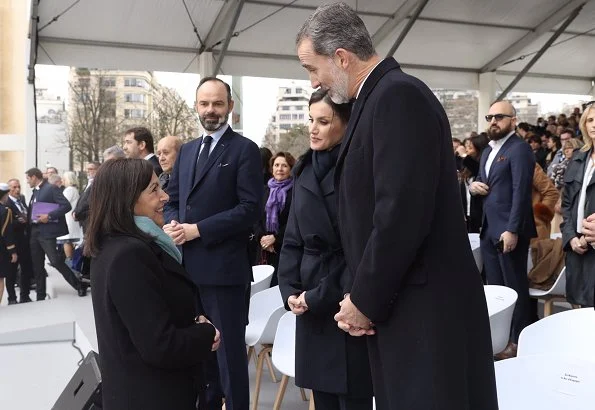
[280,124,292,130]
[78,78,90,88]
[298,113,304,120]
[125,93,145,103]
[296,87,302,94]
[101,77,116,87]
[124,109,146,119]
[124,78,148,88]
[281,106,290,111]
[284,88,291,94]
[279,114,291,120]
[292,114,299,120]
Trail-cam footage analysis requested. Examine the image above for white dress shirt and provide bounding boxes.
[199,124,228,156]
[485,131,515,178]
[144,153,156,161]
[355,60,382,99]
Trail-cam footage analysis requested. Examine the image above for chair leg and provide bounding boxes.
[272,375,289,410]
[265,352,278,382]
[544,299,553,317]
[300,387,307,401]
[309,390,315,410]
[247,345,254,364]
[251,345,271,410]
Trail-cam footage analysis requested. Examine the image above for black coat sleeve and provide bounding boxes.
[74,187,91,223]
[106,243,215,369]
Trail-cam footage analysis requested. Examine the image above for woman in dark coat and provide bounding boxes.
[85,159,220,410]
[253,151,296,285]
[278,90,373,410]
[460,133,489,233]
[561,104,595,307]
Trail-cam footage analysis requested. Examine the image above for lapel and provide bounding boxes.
[486,134,518,185]
[191,128,233,191]
[148,242,196,288]
[479,146,491,183]
[335,58,401,187]
[570,149,593,186]
[299,160,337,239]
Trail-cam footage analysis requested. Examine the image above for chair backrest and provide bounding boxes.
[271,312,296,378]
[517,308,595,359]
[484,285,518,354]
[529,267,567,297]
[495,354,595,410]
[251,265,275,297]
[245,286,285,346]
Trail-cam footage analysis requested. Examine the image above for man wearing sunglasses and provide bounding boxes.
[470,101,537,360]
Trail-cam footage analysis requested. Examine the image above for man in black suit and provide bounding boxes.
[471,101,537,359]
[297,4,498,410]
[164,77,262,410]
[25,168,82,300]
[123,126,163,176]
[7,178,34,302]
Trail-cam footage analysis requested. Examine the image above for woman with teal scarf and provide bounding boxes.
[85,158,220,410]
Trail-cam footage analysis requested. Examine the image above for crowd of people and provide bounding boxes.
[1,3,594,410]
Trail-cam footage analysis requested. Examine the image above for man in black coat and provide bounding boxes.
[25,168,82,299]
[123,126,163,176]
[296,3,497,409]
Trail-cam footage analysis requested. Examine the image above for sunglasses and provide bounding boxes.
[582,100,594,111]
[485,114,513,122]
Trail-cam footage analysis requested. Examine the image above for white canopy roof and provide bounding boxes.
[33,0,595,95]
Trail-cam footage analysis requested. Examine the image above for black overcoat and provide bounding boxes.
[278,151,372,397]
[335,58,498,410]
[561,148,595,306]
[91,234,216,410]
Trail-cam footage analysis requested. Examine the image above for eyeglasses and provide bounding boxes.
[485,114,513,122]
[582,100,594,111]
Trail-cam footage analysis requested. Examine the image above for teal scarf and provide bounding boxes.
[134,216,182,264]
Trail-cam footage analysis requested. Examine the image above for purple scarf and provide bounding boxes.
[265,177,293,233]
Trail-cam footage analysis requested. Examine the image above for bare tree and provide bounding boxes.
[67,69,118,168]
[263,124,310,158]
[151,86,198,141]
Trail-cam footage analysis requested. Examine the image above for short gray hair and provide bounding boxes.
[103,145,126,160]
[296,2,375,60]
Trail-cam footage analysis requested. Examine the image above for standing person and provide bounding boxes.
[156,135,182,191]
[57,171,83,261]
[278,90,373,410]
[164,77,262,410]
[470,101,537,359]
[0,183,18,304]
[25,168,83,299]
[86,159,220,410]
[296,3,497,409]
[84,162,100,192]
[253,152,295,285]
[7,178,33,302]
[123,126,163,176]
[461,133,489,233]
[560,103,595,307]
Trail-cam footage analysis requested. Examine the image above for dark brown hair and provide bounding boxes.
[269,152,297,172]
[125,126,155,153]
[25,168,43,180]
[84,159,154,257]
[308,89,351,125]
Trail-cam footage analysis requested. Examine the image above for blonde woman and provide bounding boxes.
[57,171,83,260]
[561,102,595,307]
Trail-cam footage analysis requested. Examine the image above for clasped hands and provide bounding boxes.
[334,294,376,337]
[163,220,199,245]
[196,315,221,352]
[583,213,595,248]
[260,234,276,253]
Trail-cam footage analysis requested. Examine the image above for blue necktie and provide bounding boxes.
[194,135,213,185]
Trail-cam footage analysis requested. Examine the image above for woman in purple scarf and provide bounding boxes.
[253,151,296,285]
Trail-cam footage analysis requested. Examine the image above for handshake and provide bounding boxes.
[162,220,200,245]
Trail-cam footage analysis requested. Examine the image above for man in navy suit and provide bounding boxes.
[164,77,262,410]
[471,101,537,359]
[25,168,82,300]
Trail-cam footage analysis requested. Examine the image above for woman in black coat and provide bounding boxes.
[561,105,595,307]
[85,159,220,410]
[253,151,296,285]
[460,133,489,233]
[278,90,373,410]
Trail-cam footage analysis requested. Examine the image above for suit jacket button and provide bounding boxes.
[186,206,191,211]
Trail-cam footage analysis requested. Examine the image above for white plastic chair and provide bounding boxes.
[271,312,309,410]
[529,267,567,317]
[468,233,482,272]
[484,285,518,354]
[251,265,275,297]
[245,286,285,410]
[517,308,595,359]
[495,354,595,410]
